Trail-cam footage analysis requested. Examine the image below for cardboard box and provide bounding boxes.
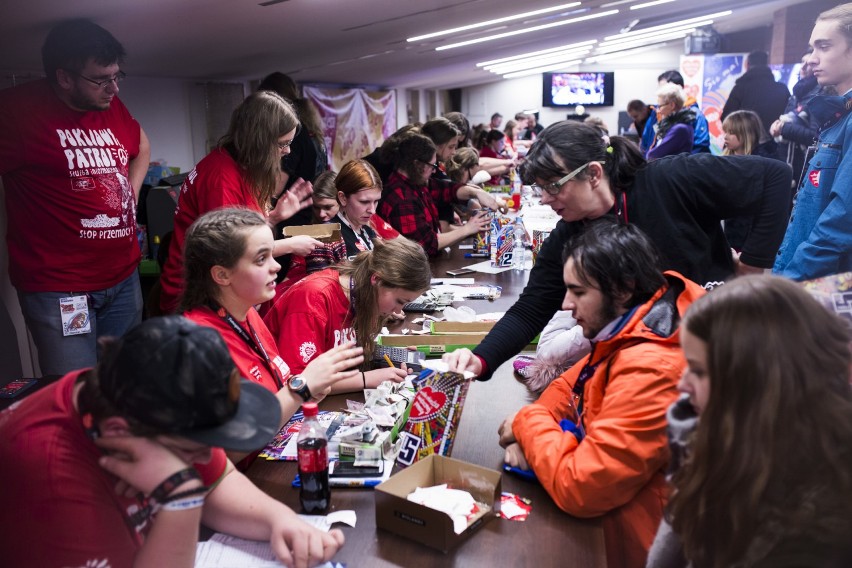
[378,332,537,355]
[281,223,341,241]
[430,321,496,334]
[375,455,501,552]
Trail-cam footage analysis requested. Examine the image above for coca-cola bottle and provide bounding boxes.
[297,402,330,513]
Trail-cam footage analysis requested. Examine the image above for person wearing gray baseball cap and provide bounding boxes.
[0,316,344,568]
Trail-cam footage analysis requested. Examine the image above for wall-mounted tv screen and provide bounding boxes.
[543,71,614,107]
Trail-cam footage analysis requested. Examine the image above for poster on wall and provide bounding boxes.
[681,53,746,155]
[303,86,396,171]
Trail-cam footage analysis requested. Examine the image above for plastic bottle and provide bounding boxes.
[297,402,330,513]
[513,217,526,272]
[511,170,522,211]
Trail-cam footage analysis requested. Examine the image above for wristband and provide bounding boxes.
[163,485,208,503]
[149,467,201,505]
[362,371,367,389]
[161,496,206,512]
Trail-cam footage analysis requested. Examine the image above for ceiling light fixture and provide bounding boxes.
[485,48,595,74]
[476,40,597,67]
[630,0,676,10]
[596,31,690,53]
[436,10,619,51]
[603,10,730,40]
[584,42,670,63]
[503,59,583,79]
[599,24,701,47]
[407,3,581,42]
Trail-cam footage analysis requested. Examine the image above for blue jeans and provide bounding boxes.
[17,271,143,375]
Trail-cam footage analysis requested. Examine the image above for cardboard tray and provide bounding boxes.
[282,223,341,241]
[378,333,537,355]
[375,454,501,552]
[429,321,496,334]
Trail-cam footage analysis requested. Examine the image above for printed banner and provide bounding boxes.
[303,86,396,171]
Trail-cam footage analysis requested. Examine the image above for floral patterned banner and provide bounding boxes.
[303,86,396,171]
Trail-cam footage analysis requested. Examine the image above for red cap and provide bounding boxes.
[302,401,319,417]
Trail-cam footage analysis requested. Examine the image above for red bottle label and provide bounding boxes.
[298,446,328,473]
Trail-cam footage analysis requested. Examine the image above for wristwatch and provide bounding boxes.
[288,375,312,402]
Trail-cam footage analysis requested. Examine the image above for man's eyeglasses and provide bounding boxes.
[419,159,440,171]
[531,162,591,196]
[277,139,294,150]
[71,70,126,89]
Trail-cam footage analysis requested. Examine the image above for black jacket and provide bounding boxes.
[472,154,792,379]
[721,66,791,136]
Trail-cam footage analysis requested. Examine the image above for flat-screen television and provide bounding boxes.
[542,71,614,107]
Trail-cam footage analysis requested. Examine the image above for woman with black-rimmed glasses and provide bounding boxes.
[445,120,793,380]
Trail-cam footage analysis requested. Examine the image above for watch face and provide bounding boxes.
[289,376,305,390]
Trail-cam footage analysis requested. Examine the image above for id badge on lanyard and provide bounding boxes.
[59,295,91,336]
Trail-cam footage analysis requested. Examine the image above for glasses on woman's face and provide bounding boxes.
[277,139,294,150]
[531,162,592,196]
[419,159,440,171]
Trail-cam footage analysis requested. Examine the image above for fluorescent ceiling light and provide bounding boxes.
[477,40,597,67]
[600,0,634,7]
[485,48,594,74]
[604,10,730,40]
[584,42,670,63]
[630,0,676,9]
[595,31,689,53]
[599,25,698,47]
[503,59,583,79]
[436,10,619,51]
[407,3,580,42]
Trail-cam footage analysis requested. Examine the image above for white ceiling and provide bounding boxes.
[0,0,812,90]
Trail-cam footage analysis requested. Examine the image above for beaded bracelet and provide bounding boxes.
[161,496,206,512]
[149,468,201,505]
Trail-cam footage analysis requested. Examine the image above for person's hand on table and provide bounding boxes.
[268,507,345,568]
[366,363,408,386]
[503,443,530,470]
[95,436,199,496]
[498,412,518,447]
[443,348,482,377]
[300,342,364,400]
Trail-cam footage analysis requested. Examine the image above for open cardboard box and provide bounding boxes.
[430,321,496,334]
[378,333,537,355]
[282,223,341,241]
[375,455,501,552]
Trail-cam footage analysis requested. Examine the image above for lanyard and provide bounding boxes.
[614,191,629,224]
[338,212,373,251]
[211,304,284,390]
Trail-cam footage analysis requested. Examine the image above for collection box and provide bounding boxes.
[375,455,501,552]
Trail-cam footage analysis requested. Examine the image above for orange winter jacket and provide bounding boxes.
[513,272,705,568]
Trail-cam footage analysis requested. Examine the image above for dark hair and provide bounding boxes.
[257,72,325,149]
[562,219,665,308]
[491,112,503,120]
[378,124,422,165]
[485,129,505,145]
[658,69,684,87]
[180,208,270,312]
[392,132,436,175]
[42,19,126,84]
[443,112,471,146]
[421,117,461,147]
[337,238,432,364]
[219,91,299,208]
[626,99,647,112]
[521,121,645,194]
[671,275,852,568]
[746,50,769,67]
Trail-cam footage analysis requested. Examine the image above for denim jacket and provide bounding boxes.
[773,93,852,280]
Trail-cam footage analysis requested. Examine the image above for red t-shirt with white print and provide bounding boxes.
[0,79,142,292]
[263,269,355,375]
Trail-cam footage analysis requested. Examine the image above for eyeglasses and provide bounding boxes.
[71,70,126,89]
[419,159,440,171]
[277,139,294,150]
[531,162,591,196]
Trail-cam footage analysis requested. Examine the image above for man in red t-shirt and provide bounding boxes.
[0,20,151,375]
[0,316,345,568]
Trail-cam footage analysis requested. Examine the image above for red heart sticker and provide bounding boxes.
[681,58,701,78]
[408,386,448,422]
[809,169,820,188]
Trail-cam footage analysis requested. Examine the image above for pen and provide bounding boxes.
[383,354,395,368]
[465,253,489,258]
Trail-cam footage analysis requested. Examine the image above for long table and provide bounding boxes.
[245,244,606,567]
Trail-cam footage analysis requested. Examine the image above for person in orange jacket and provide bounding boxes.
[499,219,705,568]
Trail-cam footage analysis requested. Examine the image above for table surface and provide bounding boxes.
[245,244,606,567]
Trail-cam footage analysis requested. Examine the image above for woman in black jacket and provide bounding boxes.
[445,121,793,379]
